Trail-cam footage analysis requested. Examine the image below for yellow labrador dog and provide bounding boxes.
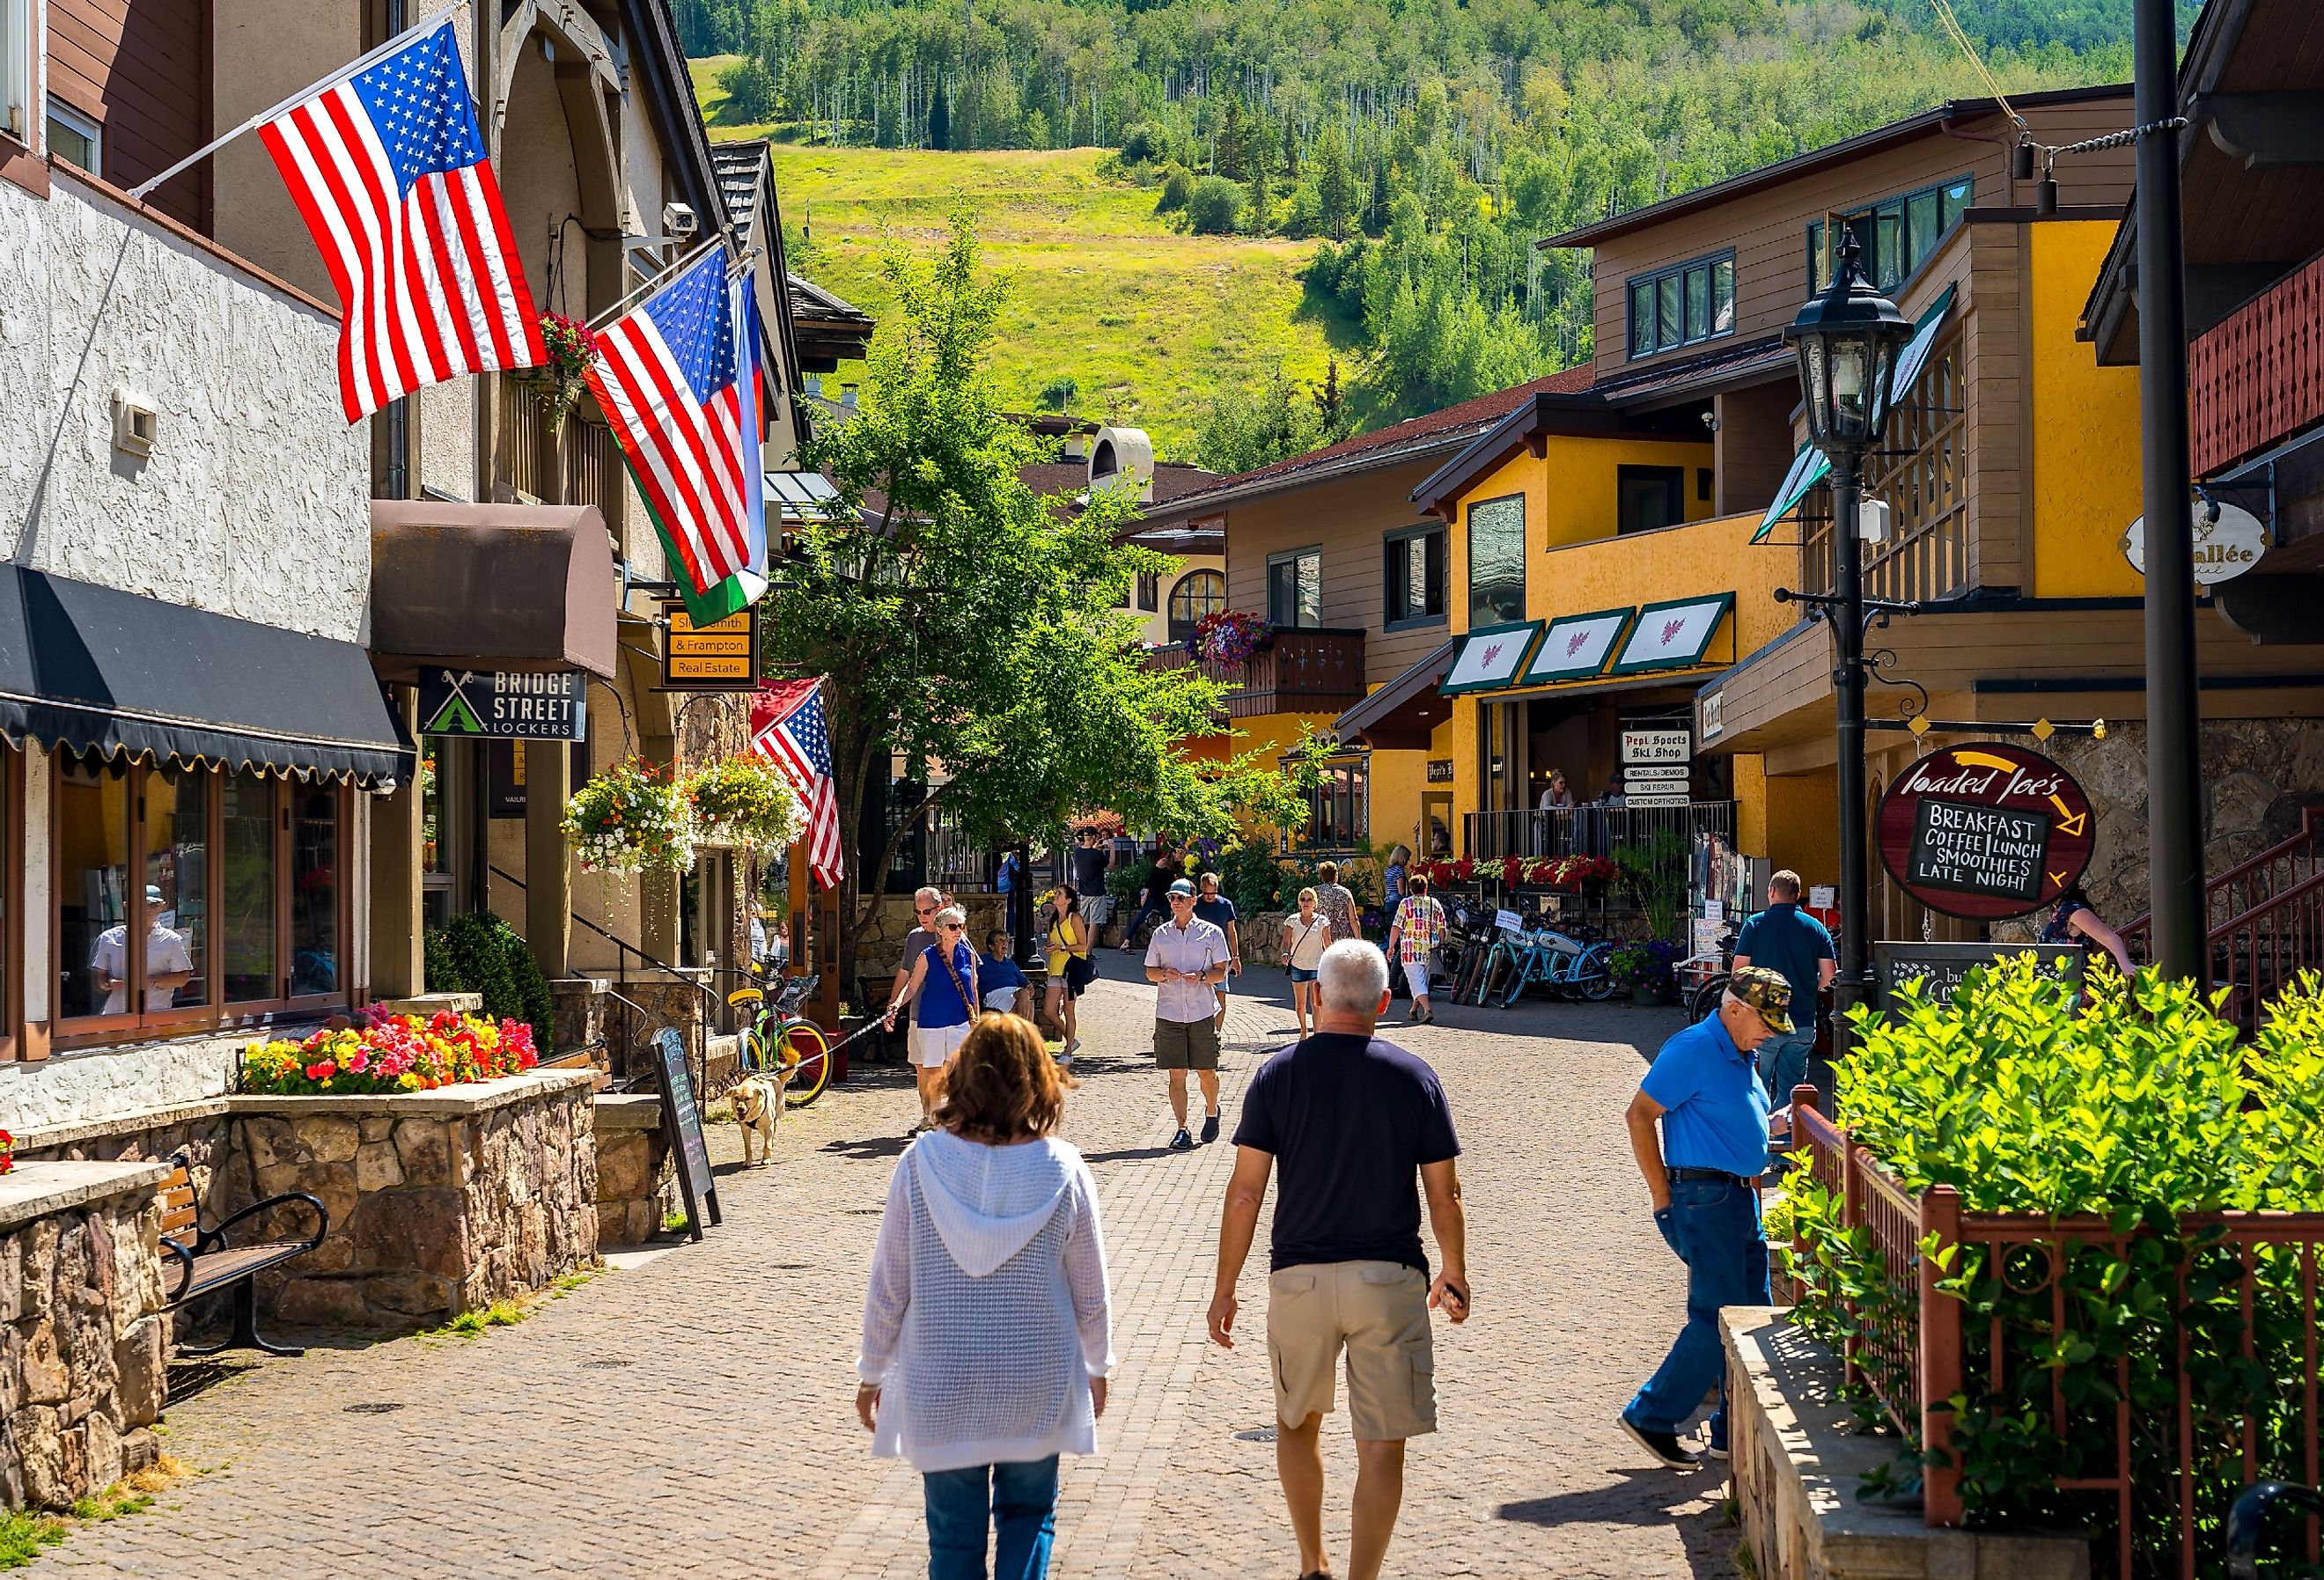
[730,1068,789,1165]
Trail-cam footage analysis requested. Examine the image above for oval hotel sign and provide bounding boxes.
[1876,743,2094,921]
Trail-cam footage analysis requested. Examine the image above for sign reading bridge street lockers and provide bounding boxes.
[417,668,585,741]
[1875,743,2093,922]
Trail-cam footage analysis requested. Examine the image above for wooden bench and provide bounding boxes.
[158,1154,330,1358]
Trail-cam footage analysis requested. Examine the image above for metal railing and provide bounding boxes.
[1144,627,1367,718]
[2121,810,2324,1034]
[1794,1092,2324,1577]
[1463,800,1734,863]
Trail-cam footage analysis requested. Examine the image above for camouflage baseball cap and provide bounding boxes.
[1728,966,1795,1034]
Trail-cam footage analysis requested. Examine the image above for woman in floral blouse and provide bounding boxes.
[1385,873,1449,1024]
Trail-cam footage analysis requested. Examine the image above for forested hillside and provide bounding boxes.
[694,0,2185,463]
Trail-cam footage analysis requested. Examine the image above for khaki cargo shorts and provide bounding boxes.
[1266,1260,1437,1441]
[1152,1017,1220,1071]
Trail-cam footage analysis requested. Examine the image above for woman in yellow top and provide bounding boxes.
[1042,886,1094,1061]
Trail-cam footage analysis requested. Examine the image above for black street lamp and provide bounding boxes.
[1784,231,1914,1057]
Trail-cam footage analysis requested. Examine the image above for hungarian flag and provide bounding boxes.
[587,248,768,625]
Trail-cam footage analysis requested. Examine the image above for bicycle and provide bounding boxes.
[722,968,835,1106]
[1497,922,1616,1006]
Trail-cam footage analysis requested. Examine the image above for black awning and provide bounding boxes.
[0,567,404,784]
[1333,638,1459,751]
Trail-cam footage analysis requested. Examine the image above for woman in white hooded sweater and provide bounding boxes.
[857,1013,1114,1580]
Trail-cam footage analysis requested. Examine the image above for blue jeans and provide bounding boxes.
[923,1457,1059,1580]
[1627,1178,1769,1450]
[1755,1028,1818,1111]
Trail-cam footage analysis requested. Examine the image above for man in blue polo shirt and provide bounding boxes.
[1618,966,1789,1470]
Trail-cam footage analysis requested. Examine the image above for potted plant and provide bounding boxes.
[241,1005,541,1096]
[686,755,805,851]
[561,756,697,874]
[1607,940,1673,1005]
[533,311,597,434]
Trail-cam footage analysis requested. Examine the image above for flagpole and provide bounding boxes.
[585,231,733,332]
[127,0,471,200]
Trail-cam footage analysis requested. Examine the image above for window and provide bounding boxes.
[2,0,30,145]
[1466,494,1526,625]
[1305,760,1368,849]
[1266,548,1320,628]
[1618,467,1687,535]
[1810,174,1974,295]
[45,102,99,173]
[1383,525,1445,629]
[55,753,350,1038]
[1166,570,1225,642]
[1135,571,1158,613]
[1625,252,1735,358]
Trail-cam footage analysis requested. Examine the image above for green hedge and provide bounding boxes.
[1788,959,2324,1567]
[422,911,555,1052]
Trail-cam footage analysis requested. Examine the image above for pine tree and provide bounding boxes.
[1315,130,1357,241]
[928,77,952,151]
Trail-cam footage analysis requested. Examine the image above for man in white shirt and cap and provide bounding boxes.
[92,886,194,1014]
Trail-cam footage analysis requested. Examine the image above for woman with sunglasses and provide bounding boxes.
[885,905,981,1135]
[1041,886,1092,1062]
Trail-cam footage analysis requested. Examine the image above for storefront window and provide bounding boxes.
[1306,761,1369,849]
[55,753,130,1022]
[143,768,210,1012]
[290,786,340,998]
[223,775,277,1003]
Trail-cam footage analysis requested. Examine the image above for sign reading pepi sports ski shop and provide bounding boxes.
[1875,743,2094,921]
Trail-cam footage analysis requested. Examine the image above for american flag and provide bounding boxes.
[752,679,844,891]
[259,21,544,423]
[587,250,763,600]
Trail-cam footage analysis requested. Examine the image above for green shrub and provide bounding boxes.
[1154,164,1195,214]
[1185,175,1244,235]
[1216,840,1286,918]
[1789,959,2324,1559]
[423,912,555,1052]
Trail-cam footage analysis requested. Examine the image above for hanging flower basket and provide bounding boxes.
[533,311,598,435]
[1185,609,1272,666]
[561,756,697,874]
[686,755,806,851]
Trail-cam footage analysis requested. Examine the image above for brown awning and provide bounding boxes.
[369,502,619,681]
[1333,638,1458,751]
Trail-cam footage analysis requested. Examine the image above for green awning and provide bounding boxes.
[1438,621,1544,695]
[1750,284,1958,545]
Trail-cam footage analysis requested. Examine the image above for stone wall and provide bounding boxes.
[848,894,1013,996]
[548,977,610,1071]
[1989,718,2324,944]
[591,1094,673,1249]
[0,1163,173,1510]
[0,1038,244,1134]
[605,974,710,1083]
[217,1073,599,1327]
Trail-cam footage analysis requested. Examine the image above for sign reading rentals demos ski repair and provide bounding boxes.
[1876,743,2093,921]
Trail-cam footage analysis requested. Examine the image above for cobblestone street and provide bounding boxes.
[41,972,1741,1579]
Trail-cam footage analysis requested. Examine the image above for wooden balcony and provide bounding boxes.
[2191,251,2324,477]
[494,376,626,529]
[1147,627,1367,719]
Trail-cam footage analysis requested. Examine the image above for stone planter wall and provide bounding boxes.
[591,1094,673,1249]
[606,975,710,1083]
[0,1162,173,1510]
[548,977,611,1071]
[217,1072,598,1328]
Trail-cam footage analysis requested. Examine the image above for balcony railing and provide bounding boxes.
[1798,326,1971,605]
[1146,627,1366,718]
[495,377,625,526]
[2191,248,2324,476]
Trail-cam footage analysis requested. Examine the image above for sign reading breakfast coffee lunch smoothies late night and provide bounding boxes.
[1876,742,2094,921]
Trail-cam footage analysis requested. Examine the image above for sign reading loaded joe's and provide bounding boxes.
[1876,742,2094,920]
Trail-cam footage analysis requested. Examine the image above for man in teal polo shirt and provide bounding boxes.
[1618,966,1790,1470]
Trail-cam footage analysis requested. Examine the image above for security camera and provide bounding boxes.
[663,202,697,240]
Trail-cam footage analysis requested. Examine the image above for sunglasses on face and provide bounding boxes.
[939,923,964,934]
[916,906,937,916]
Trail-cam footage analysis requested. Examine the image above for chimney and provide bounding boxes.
[1087,425,1156,503]
[805,373,822,396]
[841,383,859,409]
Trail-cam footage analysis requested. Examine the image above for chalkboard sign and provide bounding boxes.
[1876,744,2095,921]
[1876,942,2084,1005]
[653,1028,720,1239]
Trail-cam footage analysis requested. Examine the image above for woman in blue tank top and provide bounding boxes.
[885,906,982,1135]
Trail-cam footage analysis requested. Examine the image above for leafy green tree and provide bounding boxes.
[1194,364,1350,474]
[1039,372,1078,411]
[1313,129,1358,241]
[718,55,777,124]
[775,209,1304,969]
[1154,163,1195,214]
[1184,175,1243,236]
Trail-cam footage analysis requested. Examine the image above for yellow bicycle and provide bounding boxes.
[726,970,834,1106]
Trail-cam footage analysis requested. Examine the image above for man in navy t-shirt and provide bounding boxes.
[1732,869,1836,1113]
[1210,939,1468,1580]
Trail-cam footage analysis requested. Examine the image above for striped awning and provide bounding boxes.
[1752,283,1957,544]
